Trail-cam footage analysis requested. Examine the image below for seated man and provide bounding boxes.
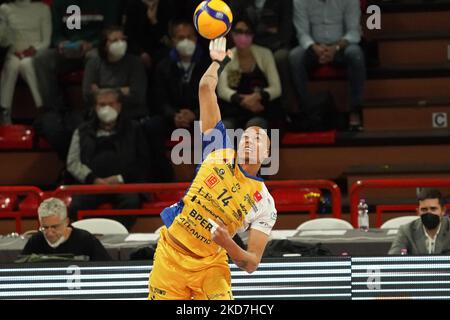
[66,88,150,230]
[21,198,112,261]
[151,18,210,133]
[289,0,366,131]
[389,188,450,255]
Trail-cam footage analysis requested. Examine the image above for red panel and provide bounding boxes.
[0,125,34,150]
[0,194,17,211]
[311,64,346,80]
[271,188,321,206]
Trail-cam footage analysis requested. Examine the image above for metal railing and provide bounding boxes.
[350,178,450,227]
[0,180,342,233]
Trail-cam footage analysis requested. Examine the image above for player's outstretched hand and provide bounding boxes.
[209,37,232,62]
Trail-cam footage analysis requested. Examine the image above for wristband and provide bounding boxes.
[213,56,231,77]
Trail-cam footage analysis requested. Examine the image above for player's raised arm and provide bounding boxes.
[198,37,232,134]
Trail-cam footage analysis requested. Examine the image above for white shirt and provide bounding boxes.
[423,224,442,254]
[237,184,277,236]
[0,1,51,52]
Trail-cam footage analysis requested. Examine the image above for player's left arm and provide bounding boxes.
[213,225,269,274]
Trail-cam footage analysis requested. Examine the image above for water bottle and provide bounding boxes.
[357,199,369,231]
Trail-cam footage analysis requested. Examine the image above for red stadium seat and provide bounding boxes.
[18,193,42,217]
[0,125,34,150]
[0,194,17,211]
[311,64,347,80]
[270,188,321,218]
[271,188,321,206]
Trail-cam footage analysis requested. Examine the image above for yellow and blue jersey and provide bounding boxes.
[160,121,277,258]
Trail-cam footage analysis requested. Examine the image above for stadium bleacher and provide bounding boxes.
[0,0,450,235]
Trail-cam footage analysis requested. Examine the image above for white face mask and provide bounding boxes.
[45,235,66,249]
[108,40,127,62]
[96,105,118,124]
[176,39,196,57]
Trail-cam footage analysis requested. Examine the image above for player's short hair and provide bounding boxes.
[418,188,445,207]
[38,198,67,221]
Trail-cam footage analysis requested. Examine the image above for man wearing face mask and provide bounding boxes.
[66,88,150,230]
[21,198,112,261]
[151,19,210,131]
[389,188,450,255]
[83,26,148,120]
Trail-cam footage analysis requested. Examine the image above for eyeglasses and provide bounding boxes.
[39,221,65,233]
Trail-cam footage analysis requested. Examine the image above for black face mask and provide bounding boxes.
[421,213,441,230]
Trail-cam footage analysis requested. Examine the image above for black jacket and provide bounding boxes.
[152,48,210,125]
[78,115,150,184]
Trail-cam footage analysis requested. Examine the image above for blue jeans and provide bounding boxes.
[289,44,366,113]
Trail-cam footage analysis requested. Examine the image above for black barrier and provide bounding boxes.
[0,256,449,300]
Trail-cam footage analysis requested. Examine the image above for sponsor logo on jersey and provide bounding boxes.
[204,174,219,189]
[258,221,270,228]
[253,191,262,202]
[231,208,243,220]
[226,162,235,174]
[244,193,258,212]
[213,167,226,180]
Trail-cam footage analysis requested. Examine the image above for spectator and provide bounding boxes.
[217,17,282,129]
[289,0,366,131]
[152,18,209,132]
[21,197,112,261]
[83,25,148,120]
[32,0,121,160]
[0,8,11,92]
[0,0,51,124]
[230,0,295,113]
[388,188,450,255]
[66,88,150,230]
[34,0,121,111]
[123,0,172,76]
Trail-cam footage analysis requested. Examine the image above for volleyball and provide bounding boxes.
[193,0,233,40]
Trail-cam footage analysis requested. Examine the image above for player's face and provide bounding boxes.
[39,214,67,244]
[237,127,270,165]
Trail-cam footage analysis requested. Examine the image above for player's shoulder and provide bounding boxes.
[260,184,277,211]
[204,148,236,163]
